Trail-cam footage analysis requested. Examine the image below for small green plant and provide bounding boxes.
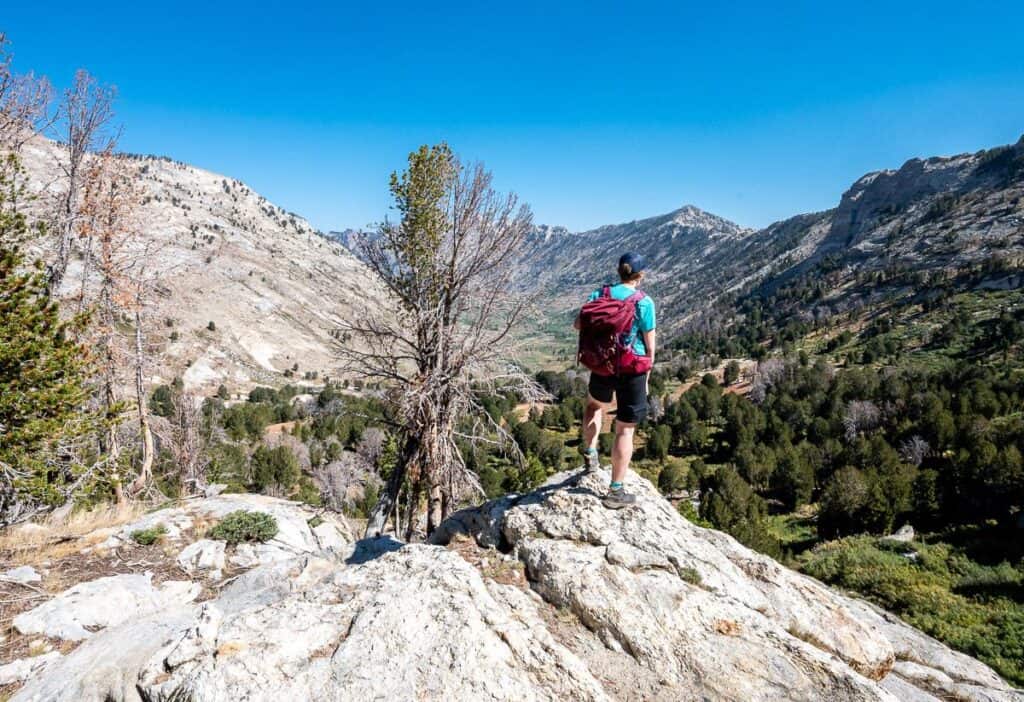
[679,566,702,585]
[307,515,324,529]
[208,510,278,544]
[131,523,168,546]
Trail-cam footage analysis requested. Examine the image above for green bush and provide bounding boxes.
[679,566,702,585]
[658,462,686,493]
[801,536,1024,686]
[250,445,301,493]
[149,385,176,418]
[131,523,168,546]
[208,510,278,544]
[206,443,249,493]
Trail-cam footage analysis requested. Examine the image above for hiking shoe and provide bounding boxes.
[602,487,637,509]
[580,447,600,473]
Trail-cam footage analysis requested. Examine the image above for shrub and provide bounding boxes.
[800,536,1024,686]
[679,566,702,585]
[207,321,216,331]
[149,385,176,418]
[208,510,278,544]
[658,462,686,493]
[723,360,741,386]
[250,445,301,493]
[131,523,168,546]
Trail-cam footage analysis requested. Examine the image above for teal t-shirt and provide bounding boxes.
[586,284,656,356]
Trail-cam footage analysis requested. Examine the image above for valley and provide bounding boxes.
[2,57,1022,699]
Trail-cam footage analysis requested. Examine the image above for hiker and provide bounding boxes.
[574,252,656,509]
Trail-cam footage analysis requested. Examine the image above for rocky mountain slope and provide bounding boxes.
[16,136,381,393]
[2,472,1018,701]
[518,205,761,332]
[526,136,1024,334]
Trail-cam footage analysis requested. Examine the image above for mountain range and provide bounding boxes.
[15,134,1024,391]
[519,136,1024,337]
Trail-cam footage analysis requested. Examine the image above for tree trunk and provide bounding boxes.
[129,306,154,496]
[48,188,75,296]
[426,482,443,537]
[364,435,417,538]
[404,479,421,542]
[441,486,452,525]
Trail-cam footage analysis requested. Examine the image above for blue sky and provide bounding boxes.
[4,2,1024,232]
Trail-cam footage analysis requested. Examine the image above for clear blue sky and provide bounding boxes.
[4,2,1024,232]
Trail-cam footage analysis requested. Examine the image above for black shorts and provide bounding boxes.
[588,372,648,424]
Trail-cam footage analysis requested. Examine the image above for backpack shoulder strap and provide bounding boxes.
[601,285,612,298]
[625,290,646,303]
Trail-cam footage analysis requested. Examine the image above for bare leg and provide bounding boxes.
[611,421,636,484]
[582,395,604,452]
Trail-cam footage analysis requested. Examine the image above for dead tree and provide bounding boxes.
[0,32,53,154]
[129,287,156,496]
[168,392,208,495]
[47,69,116,297]
[337,144,541,539]
[77,151,158,502]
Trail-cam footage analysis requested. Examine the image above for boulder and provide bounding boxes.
[12,573,200,641]
[136,549,609,701]
[451,469,1021,702]
[12,607,198,702]
[882,524,915,543]
[102,492,353,556]
[7,479,1020,702]
[175,539,226,580]
[0,652,61,685]
[0,565,42,585]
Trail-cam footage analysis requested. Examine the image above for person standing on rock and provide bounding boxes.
[574,252,656,509]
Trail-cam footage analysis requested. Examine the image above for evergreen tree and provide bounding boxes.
[0,246,99,523]
[723,360,741,386]
[700,467,780,557]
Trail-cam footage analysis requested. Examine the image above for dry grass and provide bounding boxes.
[446,533,527,588]
[712,619,742,636]
[0,502,147,566]
[0,502,220,673]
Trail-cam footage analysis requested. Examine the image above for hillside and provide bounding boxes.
[16,136,381,394]
[2,471,1019,700]
[518,205,764,333]
[525,136,1024,343]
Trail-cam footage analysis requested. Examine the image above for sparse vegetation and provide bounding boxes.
[801,535,1024,686]
[208,510,278,544]
[131,523,168,545]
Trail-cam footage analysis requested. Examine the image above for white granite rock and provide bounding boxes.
[12,573,200,641]
[137,550,610,702]
[0,652,61,685]
[0,565,42,585]
[175,539,226,580]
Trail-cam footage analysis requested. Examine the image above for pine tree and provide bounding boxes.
[0,246,98,524]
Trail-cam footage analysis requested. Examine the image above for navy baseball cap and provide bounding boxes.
[619,252,646,273]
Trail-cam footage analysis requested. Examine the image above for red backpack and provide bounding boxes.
[577,286,653,377]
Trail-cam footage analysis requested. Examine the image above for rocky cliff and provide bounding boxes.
[2,472,1018,701]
